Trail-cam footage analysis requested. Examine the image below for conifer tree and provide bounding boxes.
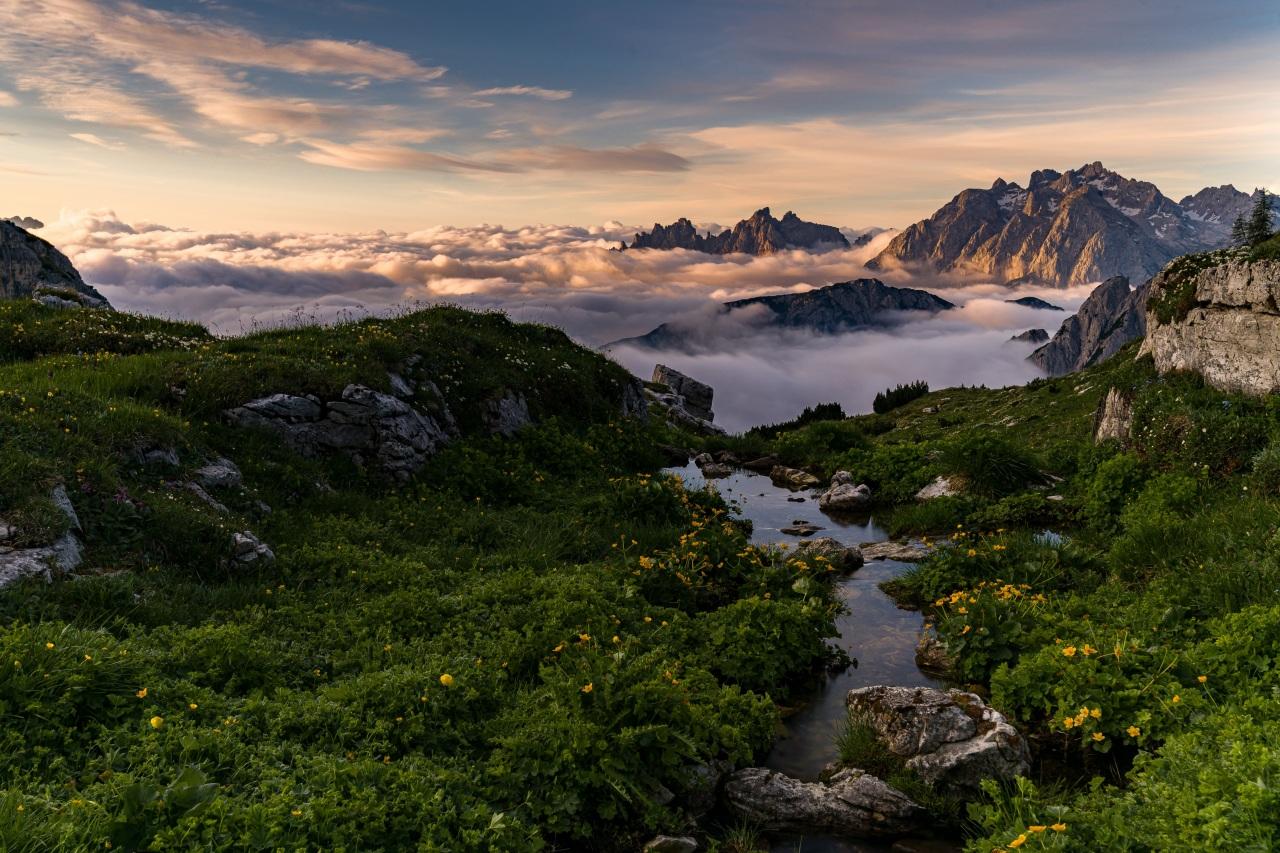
[1231,213,1249,247]
[1246,188,1274,245]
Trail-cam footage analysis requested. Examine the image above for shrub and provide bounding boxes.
[873,381,929,414]
[746,402,846,440]
[941,434,1044,498]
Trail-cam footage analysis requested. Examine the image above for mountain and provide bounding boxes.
[867,162,1276,287]
[0,220,111,308]
[621,207,850,255]
[1029,275,1148,376]
[1006,296,1064,311]
[1009,329,1049,344]
[611,278,955,352]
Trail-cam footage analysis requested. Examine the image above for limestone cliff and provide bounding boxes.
[0,221,110,308]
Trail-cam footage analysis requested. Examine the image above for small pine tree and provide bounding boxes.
[1246,188,1274,246]
[1231,213,1249,247]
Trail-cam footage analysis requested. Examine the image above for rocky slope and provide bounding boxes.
[613,279,954,352]
[622,207,850,255]
[0,220,111,308]
[1029,275,1148,376]
[1140,249,1280,395]
[868,162,1276,287]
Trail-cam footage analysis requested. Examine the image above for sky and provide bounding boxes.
[1,0,1278,233]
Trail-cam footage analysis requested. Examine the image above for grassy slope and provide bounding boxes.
[0,304,843,851]
[740,283,1280,849]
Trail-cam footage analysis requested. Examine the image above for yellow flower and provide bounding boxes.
[439,673,454,687]
[1197,675,1207,683]
[1029,825,1046,833]
[1172,694,1181,704]
[961,625,971,635]
[188,703,198,710]
[643,616,653,623]
[1009,834,1027,849]
[149,716,164,730]
[581,682,593,693]
[1063,717,1075,729]
[1092,732,1105,742]
[578,633,591,643]
[553,643,565,653]
[1089,707,1102,720]
[966,549,977,557]
[611,635,621,644]
[1127,725,1141,738]
[1062,646,1077,657]
[1051,823,1067,832]
[1081,644,1097,656]
[291,809,302,817]
[135,687,148,699]
[45,642,54,650]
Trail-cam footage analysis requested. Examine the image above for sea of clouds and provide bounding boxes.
[40,210,1093,430]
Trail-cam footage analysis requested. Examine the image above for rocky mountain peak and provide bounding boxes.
[623,207,849,256]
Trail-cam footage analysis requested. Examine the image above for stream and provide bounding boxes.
[665,462,947,853]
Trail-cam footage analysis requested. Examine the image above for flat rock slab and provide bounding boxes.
[860,541,929,562]
[722,767,923,839]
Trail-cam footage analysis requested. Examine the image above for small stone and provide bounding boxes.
[643,836,698,853]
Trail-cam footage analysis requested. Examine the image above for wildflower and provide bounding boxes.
[553,643,565,653]
[1081,644,1097,656]
[578,633,591,642]
[1051,823,1067,832]
[1127,725,1141,738]
[149,716,164,730]
[45,642,54,650]
[611,635,621,644]
[1092,732,1105,742]
[291,809,303,817]
[1089,707,1101,719]
[1172,694,1181,704]
[643,616,652,623]
[135,687,148,699]
[1197,675,1207,683]
[966,549,977,557]
[581,682,593,693]
[1028,826,1046,833]
[962,625,971,634]
[1063,717,1075,729]
[189,703,198,710]
[83,654,92,662]
[1009,834,1027,849]
[1062,646,1077,657]
[439,673,454,687]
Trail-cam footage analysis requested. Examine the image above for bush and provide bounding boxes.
[941,434,1044,498]
[746,402,846,440]
[873,381,929,414]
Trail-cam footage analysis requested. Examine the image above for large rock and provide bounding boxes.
[793,536,865,572]
[1093,387,1134,444]
[860,541,929,562]
[483,391,532,437]
[1029,275,1149,376]
[915,476,958,501]
[770,465,821,490]
[651,365,715,421]
[0,221,111,308]
[818,471,872,511]
[1140,256,1280,395]
[845,686,1030,799]
[722,767,923,839]
[226,384,457,481]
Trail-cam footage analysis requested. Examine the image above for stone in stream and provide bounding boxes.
[781,521,824,537]
[721,766,923,839]
[818,471,873,511]
[845,686,1030,799]
[770,465,821,489]
[860,541,929,562]
[793,537,864,572]
[742,455,781,472]
[787,496,806,503]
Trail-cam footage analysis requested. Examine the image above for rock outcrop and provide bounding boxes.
[1029,276,1148,376]
[643,365,725,434]
[225,384,457,481]
[623,207,849,255]
[868,163,1272,287]
[0,485,85,588]
[1005,296,1064,311]
[770,466,821,490]
[845,686,1030,799]
[1093,387,1134,444]
[721,766,924,839]
[914,476,959,501]
[0,220,111,308]
[1140,255,1280,395]
[614,279,954,353]
[818,471,872,511]
[859,541,929,562]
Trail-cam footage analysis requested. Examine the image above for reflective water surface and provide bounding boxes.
[665,462,949,853]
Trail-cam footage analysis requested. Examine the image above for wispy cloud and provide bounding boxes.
[69,132,125,150]
[472,85,573,101]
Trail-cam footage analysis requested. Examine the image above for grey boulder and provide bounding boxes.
[722,766,923,839]
[818,471,872,511]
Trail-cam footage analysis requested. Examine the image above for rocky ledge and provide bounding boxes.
[722,766,924,839]
[1140,255,1280,395]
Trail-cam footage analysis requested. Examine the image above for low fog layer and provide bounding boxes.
[40,209,1097,430]
[611,289,1091,431]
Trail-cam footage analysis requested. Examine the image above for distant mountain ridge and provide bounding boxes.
[621,207,852,256]
[609,278,954,352]
[868,162,1278,287]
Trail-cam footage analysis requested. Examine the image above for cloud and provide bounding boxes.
[5,215,44,229]
[69,132,125,150]
[472,86,573,101]
[35,208,1113,430]
[296,139,514,173]
[500,144,692,173]
[0,91,16,107]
